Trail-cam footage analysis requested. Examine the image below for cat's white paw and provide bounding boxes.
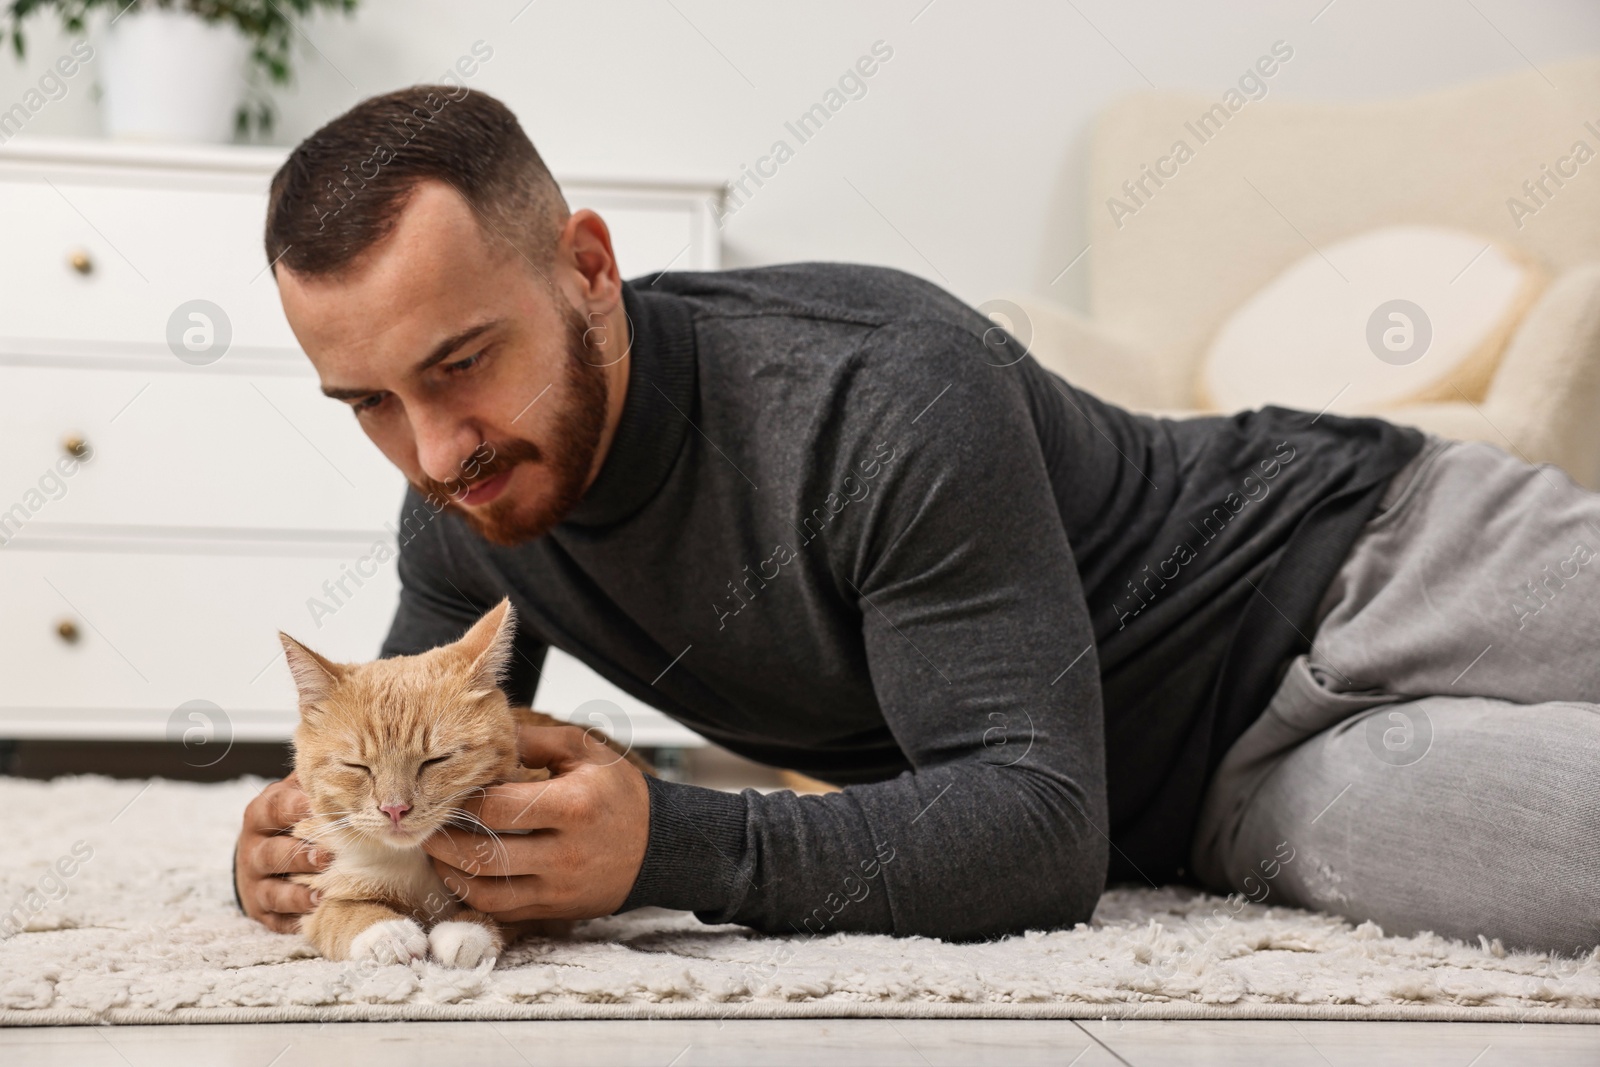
[428,921,498,968]
[349,918,428,965]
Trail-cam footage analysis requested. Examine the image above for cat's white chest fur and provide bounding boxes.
[325,836,452,915]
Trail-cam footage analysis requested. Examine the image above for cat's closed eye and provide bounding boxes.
[341,761,370,773]
[420,754,452,770]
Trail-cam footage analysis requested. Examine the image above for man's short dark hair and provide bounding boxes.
[264,85,568,278]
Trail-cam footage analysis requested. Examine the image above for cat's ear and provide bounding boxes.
[277,631,344,709]
[456,597,517,697]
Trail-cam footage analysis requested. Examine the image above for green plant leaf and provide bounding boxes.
[6,0,362,110]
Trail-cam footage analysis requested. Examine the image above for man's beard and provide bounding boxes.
[409,303,611,547]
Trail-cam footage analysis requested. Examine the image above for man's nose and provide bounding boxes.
[411,410,481,488]
[379,802,411,827]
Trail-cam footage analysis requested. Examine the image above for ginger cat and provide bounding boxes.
[277,597,648,968]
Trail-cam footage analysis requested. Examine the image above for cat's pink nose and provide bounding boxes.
[379,802,411,827]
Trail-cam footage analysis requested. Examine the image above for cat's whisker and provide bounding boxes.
[444,807,500,835]
[435,784,492,808]
[443,808,514,869]
[271,835,323,876]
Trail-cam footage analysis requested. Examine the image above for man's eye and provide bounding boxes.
[445,351,484,374]
[351,394,386,414]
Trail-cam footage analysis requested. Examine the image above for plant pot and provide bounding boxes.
[96,6,249,143]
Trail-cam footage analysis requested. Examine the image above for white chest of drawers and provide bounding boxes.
[0,138,720,750]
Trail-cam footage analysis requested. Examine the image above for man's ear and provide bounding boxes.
[278,631,344,709]
[455,597,517,697]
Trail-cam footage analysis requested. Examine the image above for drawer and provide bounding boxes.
[0,176,298,348]
[0,548,402,725]
[0,364,406,533]
[0,174,718,350]
[0,549,709,748]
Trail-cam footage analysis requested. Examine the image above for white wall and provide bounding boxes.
[3,0,1598,312]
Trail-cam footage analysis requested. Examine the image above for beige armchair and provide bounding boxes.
[998,57,1600,488]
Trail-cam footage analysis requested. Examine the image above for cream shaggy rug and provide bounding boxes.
[2,775,1598,1026]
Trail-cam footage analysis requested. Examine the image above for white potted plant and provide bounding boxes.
[3,0,359,142]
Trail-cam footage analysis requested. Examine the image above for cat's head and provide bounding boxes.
[279,597,522,850]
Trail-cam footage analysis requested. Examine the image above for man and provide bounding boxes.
[236,86,1600,953]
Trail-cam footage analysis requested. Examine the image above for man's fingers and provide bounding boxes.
[427,858,559,918]
[419,825,524,876]
[515,723,590,772]
[255,877,315,916]
[259,911,304,935]
[451,778,570,832]
[252,830,324,875]
[264,779,312,829]
[238,773,320,935]
[256,832,326,876]
[244,775,310,833]
[421,825,547,876]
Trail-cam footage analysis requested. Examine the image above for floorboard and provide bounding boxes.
[2,1019,1596,1066]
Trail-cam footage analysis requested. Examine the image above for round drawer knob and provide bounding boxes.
[62,434,89,459]
[56,619,80,643]
[68,250,93,275]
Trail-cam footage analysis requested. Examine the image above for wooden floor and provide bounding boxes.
[2,1018,1597,1065]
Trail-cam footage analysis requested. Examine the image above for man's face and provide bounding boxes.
[276,181,615,546]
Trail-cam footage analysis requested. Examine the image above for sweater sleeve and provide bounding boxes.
[619,320,1111,939]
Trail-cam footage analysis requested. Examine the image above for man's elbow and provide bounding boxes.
[1012,777,1111,932]
[1023,826,1108,933]
[930,829,1107,942]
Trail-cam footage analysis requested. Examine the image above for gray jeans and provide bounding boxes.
[1191,434,1600,955]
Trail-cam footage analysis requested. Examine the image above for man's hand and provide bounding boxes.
[421,723,651,922]
[235,772,329,933]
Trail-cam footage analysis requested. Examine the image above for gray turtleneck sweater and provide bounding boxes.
[376,263,1422,940]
